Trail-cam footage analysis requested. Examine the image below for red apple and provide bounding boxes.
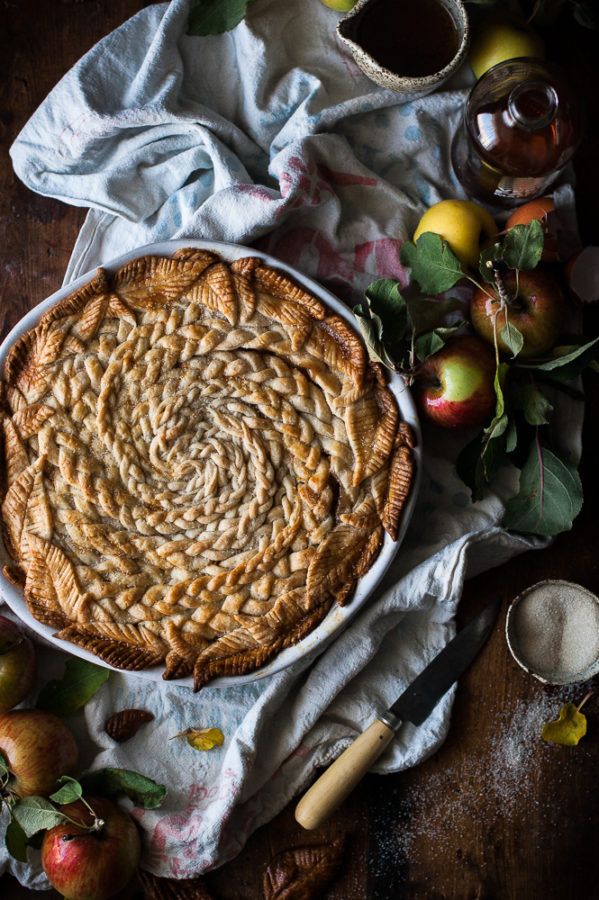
[0,616,36,712]
[0,709,78,795]
[415,335,496,429]
[505,197,559,262]
[470,268,564,358]
[42,796,141,900]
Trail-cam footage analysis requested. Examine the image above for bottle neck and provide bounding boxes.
[507,81,559,131]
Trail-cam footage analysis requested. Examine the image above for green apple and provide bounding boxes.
[469,21,544,80]
[413,199,498,270]
[318,0,357,11]
[416,335,496,429]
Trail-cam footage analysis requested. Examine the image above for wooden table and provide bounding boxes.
[1,3,598,898]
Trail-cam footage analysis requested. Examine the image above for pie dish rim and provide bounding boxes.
[0,238,421,689]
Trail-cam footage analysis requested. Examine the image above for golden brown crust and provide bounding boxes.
[0,250,415,689]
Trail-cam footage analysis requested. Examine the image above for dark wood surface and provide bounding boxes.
[1,3,598,898]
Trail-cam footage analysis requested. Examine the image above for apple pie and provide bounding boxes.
[0,249,415,689]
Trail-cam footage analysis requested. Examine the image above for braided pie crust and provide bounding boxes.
[0,249,415,690]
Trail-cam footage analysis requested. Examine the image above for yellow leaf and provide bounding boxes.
[541,703,587,746]
[171,727,224,751]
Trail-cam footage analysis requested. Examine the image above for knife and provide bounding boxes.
[294,599,500,830]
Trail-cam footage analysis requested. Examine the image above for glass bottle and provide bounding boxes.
[451,58,584,207]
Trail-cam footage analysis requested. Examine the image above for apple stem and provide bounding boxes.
[61,811,106,834]
[492,261,514,308]
[577,690,594,712]
[464,272,496,301]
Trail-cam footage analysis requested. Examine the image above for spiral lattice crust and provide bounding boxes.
[0,249,415,689]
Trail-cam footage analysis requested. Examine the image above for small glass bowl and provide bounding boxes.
[505,579,599,685]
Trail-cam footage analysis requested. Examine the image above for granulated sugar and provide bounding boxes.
[509,581,599,682]
[368,687,585,884]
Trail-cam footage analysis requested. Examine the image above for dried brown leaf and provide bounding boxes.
[105,708,155,743]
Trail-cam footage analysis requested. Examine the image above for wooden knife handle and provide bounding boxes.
[294,718,395,831]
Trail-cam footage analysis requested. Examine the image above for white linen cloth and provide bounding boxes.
[5,0,581,884]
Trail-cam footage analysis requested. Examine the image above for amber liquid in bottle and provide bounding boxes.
[452,59,583,206]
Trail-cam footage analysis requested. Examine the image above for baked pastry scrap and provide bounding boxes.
[0,249,415,690]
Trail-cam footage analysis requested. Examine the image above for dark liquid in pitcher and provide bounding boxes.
[357,0,459,77]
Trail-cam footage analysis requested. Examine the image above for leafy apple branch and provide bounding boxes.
[0,762,166,863]
[354,219,599,537]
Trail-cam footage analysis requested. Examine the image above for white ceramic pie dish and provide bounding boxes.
[0,240,421,689]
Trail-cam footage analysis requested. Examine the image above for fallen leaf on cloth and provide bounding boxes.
[263,838,345,900]
[105,708,155,742]
[171,727,224,751]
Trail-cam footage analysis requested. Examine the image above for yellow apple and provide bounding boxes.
[413,199,498,270]
[469,22,544,80]
[318,0,357,11]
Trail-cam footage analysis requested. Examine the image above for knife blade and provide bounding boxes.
[295,599,500,830]
[382,597,501,729]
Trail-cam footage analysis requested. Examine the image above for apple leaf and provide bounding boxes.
[479,363,509,478]
[541,702,587,746]
[479,242,505,283]
[187,0,255,36]
[517,335,599,380]
[501,220,545,270]
[50,776,83,805]
[503,444,583,536]
[80,768,167,810]
[353,303,397,370]
[0,751,9,779]
[5,818,28,862]
[505,420,518,453]
[456,422,510,501]
[405,295,464,335]
[414,323,464,362]
[364,279,409,343]
[500,321,524,358]
[478,221,544,281]
[37,658,110,716]
[12,797,65,839]
[400,233,465,294]
[512,382,554,426]
[484,364,508,439]
[456,432,488,502]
